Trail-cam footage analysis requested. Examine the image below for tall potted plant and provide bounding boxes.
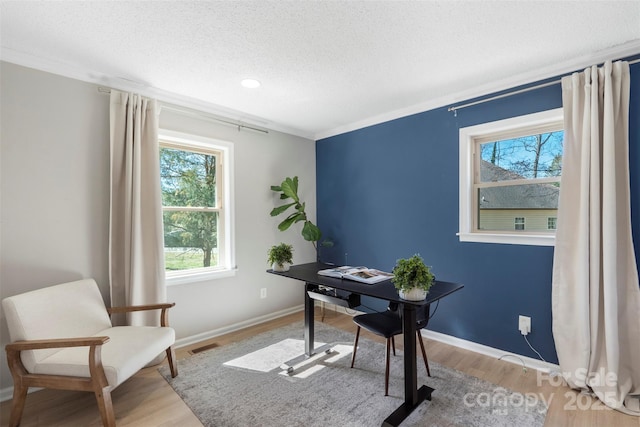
[391,254,434,301]
[270,176,332,260]
[268,243,294,272]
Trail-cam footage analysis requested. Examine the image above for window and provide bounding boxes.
[159,130,235,284]
[459,108,563,246]
[548,217,557,230]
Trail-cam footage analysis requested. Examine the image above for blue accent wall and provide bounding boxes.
[316,63,640,365]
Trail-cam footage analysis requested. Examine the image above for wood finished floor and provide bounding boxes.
[1,308,638,427]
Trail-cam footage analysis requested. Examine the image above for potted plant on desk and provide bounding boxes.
[391,254,434,301]
[268,243,294,272]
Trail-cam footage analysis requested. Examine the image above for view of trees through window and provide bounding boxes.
[160,146,219,272]
[479,131,563,180]
[476,131,564,232]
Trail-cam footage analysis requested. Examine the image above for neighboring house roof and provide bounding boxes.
[479,160,559,209]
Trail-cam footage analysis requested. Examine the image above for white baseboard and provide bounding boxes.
[173,304,304,349]
[420,329,559,373]
[0,386,19,402]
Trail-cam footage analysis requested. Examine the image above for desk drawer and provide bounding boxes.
[307,289,361,308]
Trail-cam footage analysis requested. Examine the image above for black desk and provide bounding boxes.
[269,262,464,426]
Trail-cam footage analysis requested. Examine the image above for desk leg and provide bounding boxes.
[403,304,418,405]
[304,282,315,356]
[382,303,433,427]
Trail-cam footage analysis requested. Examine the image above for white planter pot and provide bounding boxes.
[271,262,290,272]
[399,287,427,301]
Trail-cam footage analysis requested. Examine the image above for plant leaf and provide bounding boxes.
[280,178,299,202]
[270,202,295,217]
[301,221,322,242]
[270,185,282,192]
[293,212,307,223]
[278,212,304,231]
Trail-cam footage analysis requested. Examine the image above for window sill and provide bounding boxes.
[166,267,237,286]
[457,232,555,247]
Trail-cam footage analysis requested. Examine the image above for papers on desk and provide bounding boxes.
[317,266,393,284]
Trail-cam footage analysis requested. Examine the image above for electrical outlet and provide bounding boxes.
[260,288,267,299]
[518,315,531,335]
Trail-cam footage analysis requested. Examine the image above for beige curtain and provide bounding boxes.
[552,60,640,415]
[109,90,166,327]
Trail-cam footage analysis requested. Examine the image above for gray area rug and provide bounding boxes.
[159,321,547,427]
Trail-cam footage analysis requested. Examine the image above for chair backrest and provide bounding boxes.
[2,279,113,371]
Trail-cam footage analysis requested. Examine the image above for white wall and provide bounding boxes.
[0,61,317,392]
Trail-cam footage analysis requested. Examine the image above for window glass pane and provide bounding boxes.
[477,183,559,232]
[163,211,219,270]
[160,147,217,207]
[479,131,563,182]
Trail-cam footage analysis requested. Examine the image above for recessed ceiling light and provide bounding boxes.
[241,78,261,88]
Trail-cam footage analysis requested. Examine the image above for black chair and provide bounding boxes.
[350,303,431,396]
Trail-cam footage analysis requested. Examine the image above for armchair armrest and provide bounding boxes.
[5,336,111,391]
[107,302,175,327]
[6,336,110,352]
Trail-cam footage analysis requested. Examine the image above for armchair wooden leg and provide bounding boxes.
[385,338,391,396]
[94,386,116,427]
[391,335,396,356]
[7,348,29,427]
[417,330,431,377]
[350,326,361,368]
[166,346,178,378]
[8,382,28,427]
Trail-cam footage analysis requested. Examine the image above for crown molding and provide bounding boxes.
[0,47,314,140]
[314,39,640,140]
[3,40,639,143]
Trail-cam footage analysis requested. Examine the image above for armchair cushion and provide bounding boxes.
[32,326,175,388]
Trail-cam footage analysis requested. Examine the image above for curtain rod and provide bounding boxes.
[448,57,640,114]
[97,87,269,134]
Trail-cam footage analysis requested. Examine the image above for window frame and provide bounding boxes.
[458,108,563,246]
[159,129,236,285]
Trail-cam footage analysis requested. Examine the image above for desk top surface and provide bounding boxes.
[269,262,463,306]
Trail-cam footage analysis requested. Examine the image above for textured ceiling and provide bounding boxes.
[1,1,640,139]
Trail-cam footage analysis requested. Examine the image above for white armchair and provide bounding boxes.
[2,278,178,427]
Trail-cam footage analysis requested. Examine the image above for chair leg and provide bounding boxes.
[350,326,361,368]
[391,335,396,356]
[8,382,28,427]
[385,338,391,396]
[166,346,178,378]
[94,386,116,427]
[417,330,431,377]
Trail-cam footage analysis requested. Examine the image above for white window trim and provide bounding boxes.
[458,108,563,246]
[159,129,236,285]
